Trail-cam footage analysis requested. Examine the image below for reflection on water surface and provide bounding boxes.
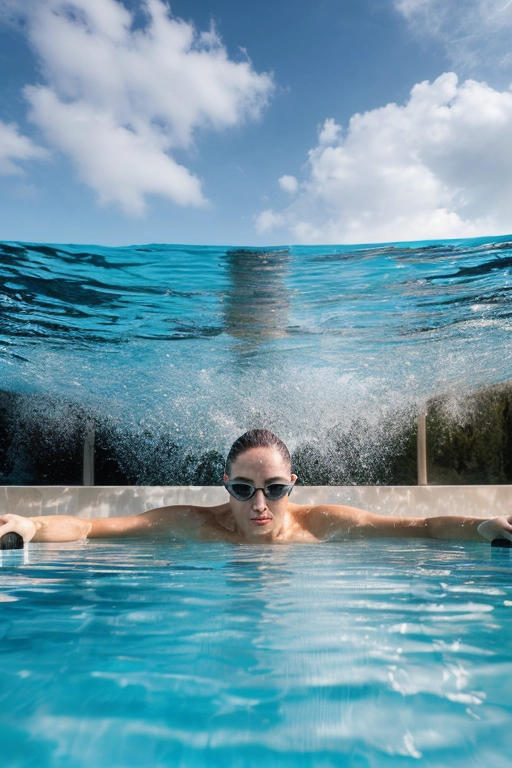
[0,540,511,767]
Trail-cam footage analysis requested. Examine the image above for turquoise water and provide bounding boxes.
[2,236,512,465]
[2,237,512,764]
[1,540,511,767]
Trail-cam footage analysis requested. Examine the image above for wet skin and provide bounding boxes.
[1,446,512,544]
[221,446,298,542]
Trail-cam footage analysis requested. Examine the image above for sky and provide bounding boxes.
[1,0,512,246]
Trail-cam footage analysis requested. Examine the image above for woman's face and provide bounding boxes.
[224,446,296,540]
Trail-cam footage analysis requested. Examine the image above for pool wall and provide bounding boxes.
[1,485,510,520]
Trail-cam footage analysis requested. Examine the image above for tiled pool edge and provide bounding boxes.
[1,485,511,519]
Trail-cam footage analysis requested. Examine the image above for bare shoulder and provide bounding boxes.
[142,502,235,539]
[288,502,388,541]
[289,502,434,541]
[88,502,234,540]
[143,503,224,528]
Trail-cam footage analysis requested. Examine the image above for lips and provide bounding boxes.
[251,517,272,525]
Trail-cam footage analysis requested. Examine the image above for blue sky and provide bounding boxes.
[1,0,512,246]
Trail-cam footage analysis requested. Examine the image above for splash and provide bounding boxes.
[1,237,512,483]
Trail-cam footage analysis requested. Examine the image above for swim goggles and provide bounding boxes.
[224,481,295,501]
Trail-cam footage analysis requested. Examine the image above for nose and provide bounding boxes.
[251,489,268,512]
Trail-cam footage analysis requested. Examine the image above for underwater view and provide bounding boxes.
[1,236,512,485]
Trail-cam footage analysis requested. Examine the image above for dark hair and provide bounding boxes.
[225,429,291,475]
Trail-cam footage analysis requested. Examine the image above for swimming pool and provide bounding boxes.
[1,539,511,767]
[2,237,512,765]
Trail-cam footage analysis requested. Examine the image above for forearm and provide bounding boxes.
[30,515,92,543]
[28,506,201,542]
[425,515,484,541]
[346,510,492,542]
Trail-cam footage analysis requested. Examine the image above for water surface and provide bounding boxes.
[2,236,512,458]
[1,539,511,767]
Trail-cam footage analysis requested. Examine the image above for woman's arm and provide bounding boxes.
[367,512,512,541]
[0,505,214,543]
[305,505,512,542]
[0,514,90,543]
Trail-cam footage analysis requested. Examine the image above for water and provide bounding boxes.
[2,238,512,764]
[1,539,511,767]
[1,236,512,474]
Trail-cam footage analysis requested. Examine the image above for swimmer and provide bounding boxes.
[1,429,511,545]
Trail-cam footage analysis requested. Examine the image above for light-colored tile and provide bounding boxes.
[2,485,511,519]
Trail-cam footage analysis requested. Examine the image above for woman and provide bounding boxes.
[1,429,510,544]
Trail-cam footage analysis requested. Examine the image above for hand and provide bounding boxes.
[0,514,37,543]
[477,516,512,542]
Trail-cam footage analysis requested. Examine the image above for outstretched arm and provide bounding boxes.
[0,514,90,543]
[361,513,489,541]
[0,505,217,544]
[306,505,512,542]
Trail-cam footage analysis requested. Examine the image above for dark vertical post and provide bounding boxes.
[83,420,95,486]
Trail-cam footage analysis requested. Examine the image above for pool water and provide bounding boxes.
[2,236,512,466]
[1,539,511,767]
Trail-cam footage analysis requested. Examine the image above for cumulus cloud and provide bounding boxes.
[318,118,341,146]
[278,175,298,194]
[394,0,512,72]
[255,209,286,234]
[255,73,512,244]
[0,119,48,175]
[14,0,273,214]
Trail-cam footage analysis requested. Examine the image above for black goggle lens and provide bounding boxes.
[264,484,291,500]
[225,482,293,501]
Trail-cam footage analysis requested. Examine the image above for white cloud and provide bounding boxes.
[318,118,341,146]
[26,87,204,212]
[256,73,512,244]
[0,119,48,175]
[278,175,298,194]
[394,0,512,72]
[255,209,286,234]
[15,0,273,215]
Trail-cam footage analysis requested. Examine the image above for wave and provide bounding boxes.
[1,236,512,483]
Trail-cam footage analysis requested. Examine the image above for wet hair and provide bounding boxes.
[225,429,291,476]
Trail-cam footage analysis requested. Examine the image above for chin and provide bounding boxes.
[247,520,277,537]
